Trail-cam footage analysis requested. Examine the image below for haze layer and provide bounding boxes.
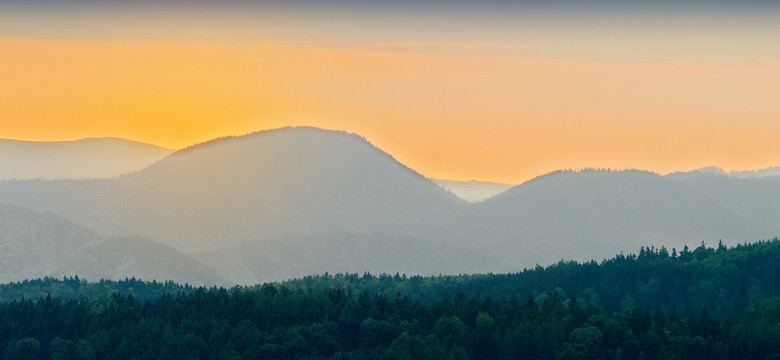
[2,0,779,183]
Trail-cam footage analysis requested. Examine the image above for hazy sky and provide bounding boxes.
[2,0,779,183]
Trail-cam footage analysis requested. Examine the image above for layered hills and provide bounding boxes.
[440,169,775,273]
[0,204,224,285]
[0,128,466,252]
[0,137,173,180]
[1,127,780,285]
[431,178,515,202]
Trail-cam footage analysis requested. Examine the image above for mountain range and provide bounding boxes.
[1,127,779,285]
[0,137,174,180]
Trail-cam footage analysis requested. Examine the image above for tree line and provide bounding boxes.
[1,239,780,359]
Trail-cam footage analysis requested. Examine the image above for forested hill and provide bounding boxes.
[7,239,780,312]
[1,240,780,359]
[0,277,193,303]
[274,239,780,318]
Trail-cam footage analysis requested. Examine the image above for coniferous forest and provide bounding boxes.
[5,1,780,359]
[2,240,780,359]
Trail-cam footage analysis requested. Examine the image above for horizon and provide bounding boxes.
[3,3,780,357]
[2,1,779,183]
[3,127,779,184]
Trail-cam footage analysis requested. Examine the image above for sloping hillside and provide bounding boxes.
[0,137,173,180]
[667,170,780,234]
[434,169,773,273]
[0,127,467,252]
[3,129,780,284]
[0,204,226,285]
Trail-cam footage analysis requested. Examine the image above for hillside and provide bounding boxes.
[3,129,780,285]
[195,232,490,284]
[434,169,776,274]
[0,205,225,286]
[0,137,173,180]
[2,240,780,359]
[0,128,467,283]
[666,169,780,233]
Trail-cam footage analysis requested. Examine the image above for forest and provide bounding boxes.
[1,240,780,359]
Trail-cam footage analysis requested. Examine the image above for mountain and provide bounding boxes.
[0,204,226,286]
[433,169,777,274]
[730,166,780,178]
[3,127,780,285]
[431,179,515,202]
[0,137,174,180]
[679,165,780,178]
[666,170,780,234]
[0,127,468,283]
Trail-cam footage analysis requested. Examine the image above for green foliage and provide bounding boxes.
[0,277,192,303]
[0,240,780,359]
[3,338,41,360]
[274,239,780,319]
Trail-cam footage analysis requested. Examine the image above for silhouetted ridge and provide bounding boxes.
[3,128,780,285]
[499,168,660,196]
[155,126,431,182]
[669,165,780,179]
[0,137,173,180]
[435,168,776,275]
[0,127,467,284]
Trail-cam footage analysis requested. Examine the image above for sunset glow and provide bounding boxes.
[2,1,779,183]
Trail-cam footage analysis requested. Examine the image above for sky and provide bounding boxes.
[2,0,780,183]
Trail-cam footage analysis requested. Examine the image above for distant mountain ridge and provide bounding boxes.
[1,127,780,285]
[675,165,780,179]
[437,168,775,273]
[0,127,466,252]
[0,137,174,180]
[0,204,225,285]
[431,179,515,202]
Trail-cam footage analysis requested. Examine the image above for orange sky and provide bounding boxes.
[2,16,780,183]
